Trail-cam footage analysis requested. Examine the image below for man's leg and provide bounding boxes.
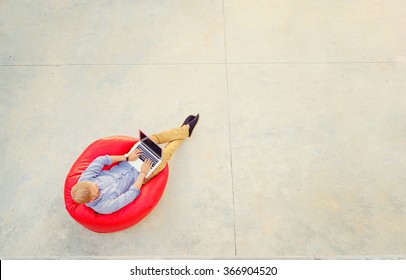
[149,125,189,145]
[145,125,189,181]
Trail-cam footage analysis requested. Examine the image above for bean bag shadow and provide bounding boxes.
[64,136,169,233]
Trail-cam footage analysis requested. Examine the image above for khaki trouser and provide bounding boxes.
[145,125,189,181]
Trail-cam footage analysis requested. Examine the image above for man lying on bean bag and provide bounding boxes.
[70,114,199,214]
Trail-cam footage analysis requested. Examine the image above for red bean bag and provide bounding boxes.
[64,136,169,233]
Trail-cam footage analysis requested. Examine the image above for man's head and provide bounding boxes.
[71,181,100,204]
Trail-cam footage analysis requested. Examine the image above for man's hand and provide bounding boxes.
[141,159,153,175]
[128,149,142,161]
[133,159,154,190]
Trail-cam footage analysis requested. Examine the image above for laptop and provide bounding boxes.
[127,130,162,178]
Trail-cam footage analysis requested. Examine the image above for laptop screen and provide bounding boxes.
[139,130,162,157]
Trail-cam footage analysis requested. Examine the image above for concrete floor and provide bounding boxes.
[1,0,405,259]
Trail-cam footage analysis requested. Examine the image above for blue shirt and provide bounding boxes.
[79,155,141,214]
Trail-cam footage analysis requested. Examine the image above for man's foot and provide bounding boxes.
[187,114,199,137]
[182,115,195,126]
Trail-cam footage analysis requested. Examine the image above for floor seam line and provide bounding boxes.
[1,61,404,67]
[222,0,237,258]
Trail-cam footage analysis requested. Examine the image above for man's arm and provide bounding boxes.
[79,155,112,181]
[132,159,153,190]
[79,150,140,181]
[95,187,141,214]
[109,155,127,164]
[110,149,142,164]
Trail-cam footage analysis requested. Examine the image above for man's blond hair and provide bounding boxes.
[71,181,93,204]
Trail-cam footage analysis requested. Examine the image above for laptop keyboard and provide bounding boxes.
[138,144,159,167]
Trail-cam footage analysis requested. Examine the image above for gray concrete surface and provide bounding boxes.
[1,0,405,259]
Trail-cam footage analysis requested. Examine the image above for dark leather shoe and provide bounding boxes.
[187,114,199,137]
[182,115,195,126]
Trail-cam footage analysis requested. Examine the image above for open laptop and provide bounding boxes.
[127,130,162,178]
